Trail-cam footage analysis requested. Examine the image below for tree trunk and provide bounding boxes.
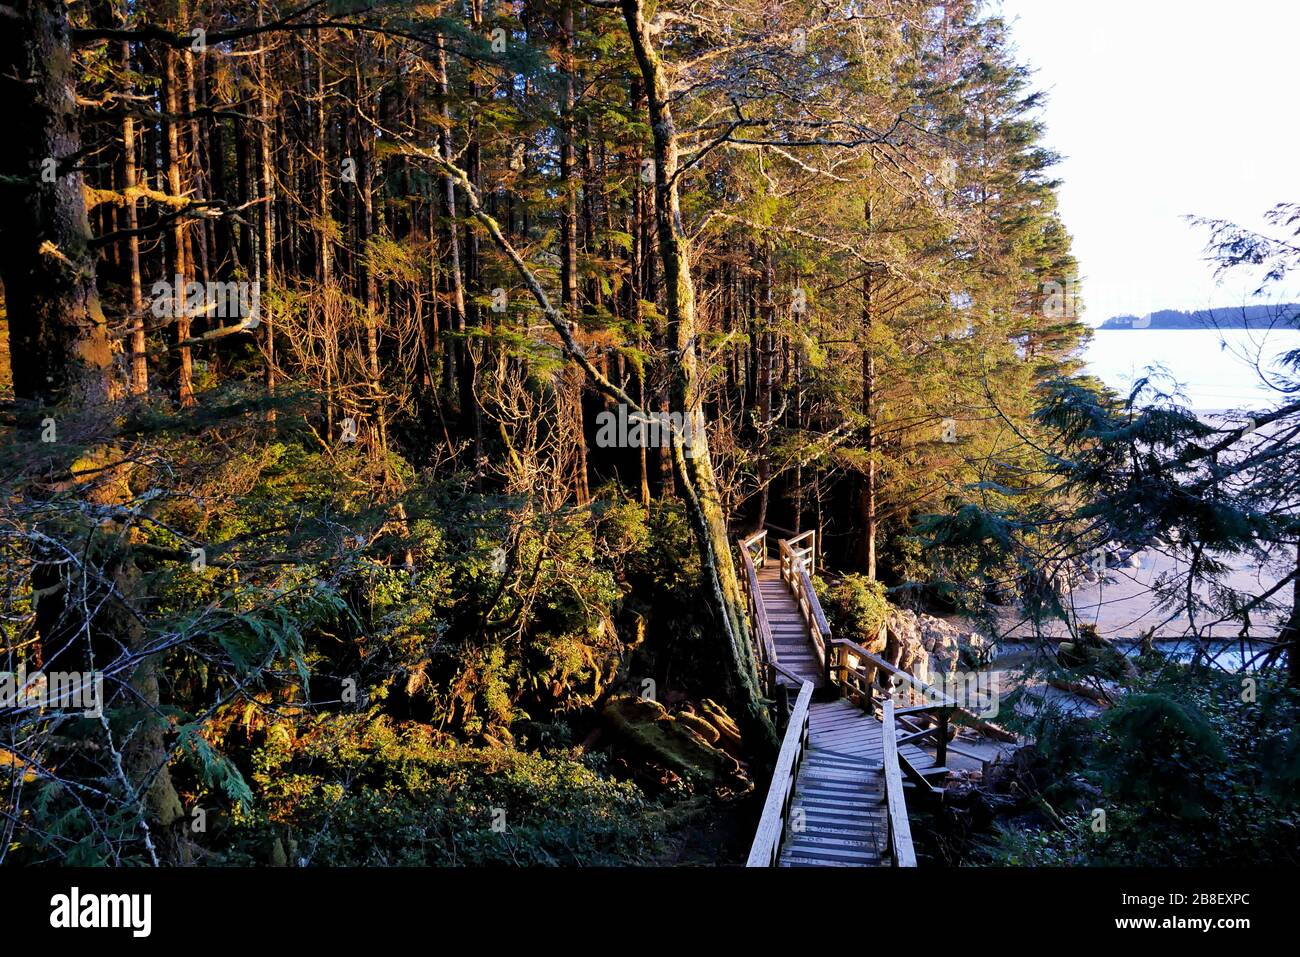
[559,0,579,321]
[435,35,465,404]
[257,1,276,417]
[856,199,878,578]
[162,41,194,407]
[621,0,776,749]
[0,0,116,410]
[859,289,878,577]
[0,0,187,863]
[462,0,485,487]
[558,0,590,505]
[757,243,774,528]
[119,37,147,395]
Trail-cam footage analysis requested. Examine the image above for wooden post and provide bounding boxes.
[936,709,949,767]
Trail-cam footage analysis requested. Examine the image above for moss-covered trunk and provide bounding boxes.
[621,0,777,752]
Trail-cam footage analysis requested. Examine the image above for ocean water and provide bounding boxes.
[1083,328,1300,410]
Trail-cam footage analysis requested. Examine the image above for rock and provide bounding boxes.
[1071,777,1104,813]
[601,695,751,797]
[881,604,995,687]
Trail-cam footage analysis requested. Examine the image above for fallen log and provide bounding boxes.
[1047,677,1113,707]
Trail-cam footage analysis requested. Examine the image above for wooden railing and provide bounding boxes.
[830,636,955,767]
[740,527,769,570]
[779,529,817,577]
[740,528,935,866]
[745,681,815,867]
[738,529,778,698]
[881,698,918,867]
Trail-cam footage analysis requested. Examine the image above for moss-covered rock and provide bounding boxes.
[674,710,720,746]
[601,695,751,797]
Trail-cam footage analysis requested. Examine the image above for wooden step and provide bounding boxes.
[796,790,885,808]
[809,716,872,732]
[788,821,883,839]
[804,748,880,768]
[796,774,882,792]
[779,855,871,868]
[798,765,880,782]
[793,788,884,807]
[795,776,878,795]
[798,762,880,780]
[784,840,883,860]
[799,764,873,786]
[798,761,881,777]
[780,849,883,866]
[914,765,949,777]
[811,730,879,748]
[792,820,881,837]
[779,843,883,866]
[792,800,887,819]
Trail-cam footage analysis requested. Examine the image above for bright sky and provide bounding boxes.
[995,0,1300,326]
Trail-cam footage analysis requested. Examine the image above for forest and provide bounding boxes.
[1,0,1296,871]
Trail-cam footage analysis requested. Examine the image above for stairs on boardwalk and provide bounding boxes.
[757,563,825,691]
[778,699,938,867]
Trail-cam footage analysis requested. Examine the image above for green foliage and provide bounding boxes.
[1097,694,1226,818]
[233,713,666,866]
[822,573,890,646]
[982,667,1300,866]
[0,411,690,866]
[615,501,727,697]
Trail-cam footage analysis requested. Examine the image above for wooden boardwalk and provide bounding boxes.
[758,563,824,691]
[743,528,954,869]
[780,697,942,866]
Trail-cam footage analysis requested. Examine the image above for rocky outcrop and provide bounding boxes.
[882,606,995,686]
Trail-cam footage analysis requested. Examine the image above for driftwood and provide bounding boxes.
[1047,677,1113,707]
[953,710,1020,742]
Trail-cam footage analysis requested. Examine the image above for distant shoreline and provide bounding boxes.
[1098,304,1299,330]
